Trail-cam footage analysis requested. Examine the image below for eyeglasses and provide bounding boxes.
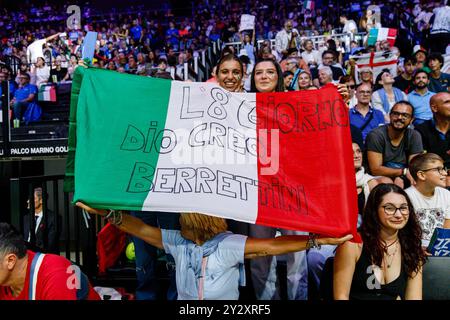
[381,204,409,216]
[419,166,448,175]
[390,111,412,119]
[357,90,372,95]
[348,85,356,89]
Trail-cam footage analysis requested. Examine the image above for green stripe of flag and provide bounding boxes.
[66,67,172,210]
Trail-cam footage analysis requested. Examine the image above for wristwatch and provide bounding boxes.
[402,168,408,177]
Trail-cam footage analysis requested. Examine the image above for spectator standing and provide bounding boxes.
[275,20,301,60]
[428,1,450,54]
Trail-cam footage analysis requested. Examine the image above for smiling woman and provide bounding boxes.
[333,184,426,300]
[250,58,285,93]
[215,54,244,93]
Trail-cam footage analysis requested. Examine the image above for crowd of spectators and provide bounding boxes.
[0,0,448,301]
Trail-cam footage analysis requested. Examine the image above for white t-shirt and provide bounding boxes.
[36,66,50,87]
[343,20,358,34]
[405,186,450,246]
[27,39,47,64]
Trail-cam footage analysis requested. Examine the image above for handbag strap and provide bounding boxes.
[29,252,45,300]
[358,110,374,132]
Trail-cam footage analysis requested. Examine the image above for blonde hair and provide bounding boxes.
[179,212,228,243]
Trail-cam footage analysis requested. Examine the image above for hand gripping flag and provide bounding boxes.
[65,67,358,238]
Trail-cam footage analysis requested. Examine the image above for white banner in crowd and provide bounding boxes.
[351,51,398,84]
[239,14,255,32]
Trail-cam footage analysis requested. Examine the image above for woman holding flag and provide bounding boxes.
[248,58,350,300]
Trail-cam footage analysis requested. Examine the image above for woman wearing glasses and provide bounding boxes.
[334,183,426,300]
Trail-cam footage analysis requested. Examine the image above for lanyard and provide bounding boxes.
[197,257,208,300]
[28,253,45,300]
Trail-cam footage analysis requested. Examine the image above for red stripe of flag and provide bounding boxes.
[255,85,358,238]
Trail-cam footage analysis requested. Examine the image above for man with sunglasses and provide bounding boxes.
[366,101,424,189]
[405,153,450,251]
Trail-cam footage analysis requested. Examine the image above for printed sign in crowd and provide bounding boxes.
[65,68,358,238]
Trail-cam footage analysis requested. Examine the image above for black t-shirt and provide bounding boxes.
[415,120,450,168]
[49,68,68,83]
[393,75,413,94]
[365,125,424,169]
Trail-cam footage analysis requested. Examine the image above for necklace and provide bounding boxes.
[384,241,399,268]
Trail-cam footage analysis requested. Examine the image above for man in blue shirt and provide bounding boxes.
[349,83,385,141]
[10,73,39,122]
[166,22,180,51]
[130,19,143,43]
[407,70,436,126]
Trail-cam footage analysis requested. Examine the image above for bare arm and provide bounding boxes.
[76,202,163,249]
[45,33,61,42]
[367,151,403,178]
[443,219,450,229]
[333,241,360,300]
[244,234,352,259]
[404,267,422,300]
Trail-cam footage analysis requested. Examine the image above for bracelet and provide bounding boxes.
[402,168,408,176]
[105,209,123,226]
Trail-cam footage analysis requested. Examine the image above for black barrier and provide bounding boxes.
[9,175,98,277]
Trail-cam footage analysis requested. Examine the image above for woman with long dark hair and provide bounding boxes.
[250,58,285,93]
[334,183,425,300]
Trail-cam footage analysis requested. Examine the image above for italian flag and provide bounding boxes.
[367,28,397,47]
[65,68,357,237]
[38,84,57,102]
[303,1,315,10]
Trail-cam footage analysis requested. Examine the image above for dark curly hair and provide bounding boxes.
[360,184,426,277]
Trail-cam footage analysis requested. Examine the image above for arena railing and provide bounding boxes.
[223,32,367,56]
[0,38,223,160]
[180,39,222,81]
